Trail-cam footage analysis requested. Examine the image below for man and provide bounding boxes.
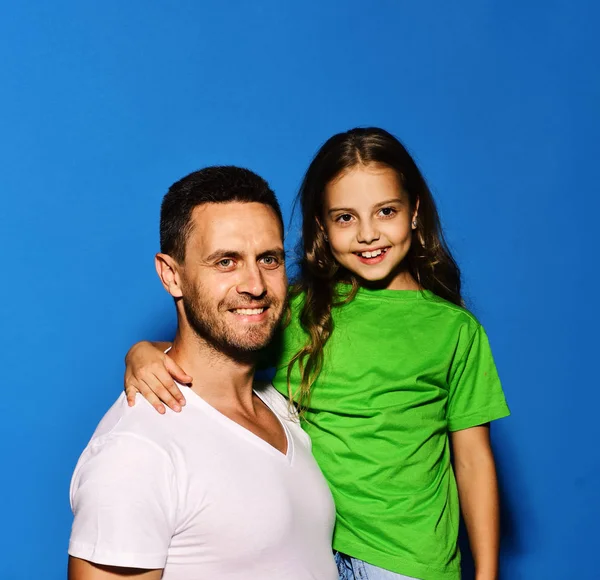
[68,166,338,579]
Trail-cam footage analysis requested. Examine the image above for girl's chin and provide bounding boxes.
[351,264,415,290]
[354,272,396,289]
[339,264,391,282]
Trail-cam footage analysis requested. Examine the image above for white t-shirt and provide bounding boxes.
[69,383,337,580]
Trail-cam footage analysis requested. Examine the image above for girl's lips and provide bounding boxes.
[354,247,390,265]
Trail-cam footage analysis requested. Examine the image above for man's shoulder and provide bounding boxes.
[84,393,190,457]
[71,396,179,504]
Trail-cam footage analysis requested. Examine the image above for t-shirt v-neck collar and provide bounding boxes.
[181,384,294,464]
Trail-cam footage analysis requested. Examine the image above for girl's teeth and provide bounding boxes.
[361,249,383,258]
[234,308,264,315]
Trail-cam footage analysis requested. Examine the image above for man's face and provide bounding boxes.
[175,202,287,358]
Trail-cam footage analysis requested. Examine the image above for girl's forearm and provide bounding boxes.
[452,427,500,580]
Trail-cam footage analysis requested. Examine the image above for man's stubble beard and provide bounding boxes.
[180,286,285,364]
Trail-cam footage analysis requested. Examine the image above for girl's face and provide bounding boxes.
[322,163,419,290]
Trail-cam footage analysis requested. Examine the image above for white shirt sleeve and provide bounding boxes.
[69,432,177,569]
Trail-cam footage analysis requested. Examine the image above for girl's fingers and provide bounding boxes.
[124,368,136,392]
[122,348,188,413]
[125,385,137,407]
[156,365,187,407]
[137,377,167,415]
[164,356,193,387]
[150,371,183,412]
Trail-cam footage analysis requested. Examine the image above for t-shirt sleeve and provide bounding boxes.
[69,433,177,569]
[447,323,510,432]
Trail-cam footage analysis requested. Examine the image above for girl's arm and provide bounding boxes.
[451,424,499,580]
[124,341,191,414]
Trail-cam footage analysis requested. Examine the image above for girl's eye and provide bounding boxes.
[336,214,354,223]
[379,207,397,218]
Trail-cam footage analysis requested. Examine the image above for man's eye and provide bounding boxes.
[217,259,234,268]
[260,256,280,268]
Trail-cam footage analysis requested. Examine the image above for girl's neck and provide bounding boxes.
[381,269,421,291]
[343,269,421,292]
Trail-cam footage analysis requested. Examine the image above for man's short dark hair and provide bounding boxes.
[160,166,284,262]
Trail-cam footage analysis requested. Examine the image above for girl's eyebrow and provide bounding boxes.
[327,206,355,215]
[328,197,404,215]
[373,197,405,208]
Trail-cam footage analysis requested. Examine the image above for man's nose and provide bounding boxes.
[357,219,380,245]
[236,263,267,298]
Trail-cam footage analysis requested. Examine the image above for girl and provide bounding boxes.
[124,128,509,580]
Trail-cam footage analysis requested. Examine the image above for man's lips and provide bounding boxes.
[231,307,267,315]
[226,304,272,319]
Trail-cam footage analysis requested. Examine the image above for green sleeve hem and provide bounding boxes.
[448,404,510,432]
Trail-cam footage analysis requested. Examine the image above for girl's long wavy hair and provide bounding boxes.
[287,127,463,412]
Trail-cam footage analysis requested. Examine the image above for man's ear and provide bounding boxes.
[155,253,183,298]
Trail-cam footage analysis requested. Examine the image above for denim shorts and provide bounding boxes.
[335,551,419,580]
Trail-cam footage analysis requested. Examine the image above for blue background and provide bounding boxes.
[1,1,598,578]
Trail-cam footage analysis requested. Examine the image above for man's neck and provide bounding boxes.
[168,326,257,411]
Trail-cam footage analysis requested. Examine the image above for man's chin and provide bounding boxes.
[186,307,282,360]
[214,326,277,358]
[212,340,269,364]
[229,334,274,353]
[230,344,269,355]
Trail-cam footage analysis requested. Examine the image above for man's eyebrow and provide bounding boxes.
[205,248,286,262]
[205,250,243,262]
[257,248,286,261]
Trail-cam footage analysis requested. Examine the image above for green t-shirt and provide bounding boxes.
[270,286,510,580]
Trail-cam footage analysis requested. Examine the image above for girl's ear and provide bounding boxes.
[411,198,426,247]
[316,217,329,242]
[155,253,184,298]
[411,197,420,229]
